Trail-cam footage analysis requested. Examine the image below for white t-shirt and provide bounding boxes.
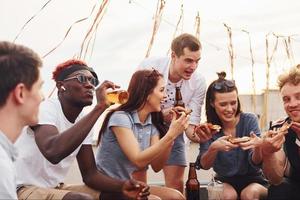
[0,131,18,199]
[138,56,206,125]
[15,97,93,188]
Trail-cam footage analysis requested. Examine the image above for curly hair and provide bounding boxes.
[52,59,87,81]
[278,64,300,90]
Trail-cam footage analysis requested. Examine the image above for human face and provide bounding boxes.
[62,70,96,106]
[171,47,201,81]
[281,82,300,122]
[146,77,166,112]
[21,70,44,126]
[212,91,238,124]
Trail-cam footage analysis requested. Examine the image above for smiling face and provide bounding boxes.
[211,90,239,124]
[61,70,96,107]
[145,77,166,112]
[171,47,201,81]
[281,82,300,122]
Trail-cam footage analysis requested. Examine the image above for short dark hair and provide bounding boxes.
[0,41,42,107]
[171,33,201,57]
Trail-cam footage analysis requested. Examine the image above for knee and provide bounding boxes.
[241,188,259,200]
[241,186,267,200]
[222,190,238,200]
[63,192,94,200]
[165,179,184,193]
[168,191,185,200]
[149,194,162,200]
[163,188,185,200]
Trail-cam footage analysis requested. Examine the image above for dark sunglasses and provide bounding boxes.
[64,74,99,87]
[212,80,235,91]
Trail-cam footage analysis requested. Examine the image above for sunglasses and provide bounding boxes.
[64,74,99,87]
[212,80,235,91]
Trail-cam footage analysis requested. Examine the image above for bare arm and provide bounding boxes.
[77,145,124,192]
[112,128,177,169]
[162,107,201,143]
[200,143,219,170]
[185,124,201,143]
[239,133,264,165]
[149,135,173,172]
[261,131,286,185]
[113,113,188,169]
[33,81,115,164]
[262,150,286,185]
[200,136,238,169]
[33,105,105,164]
[251,146,263,165]
[194,123,217,143]
[77,145,150,199]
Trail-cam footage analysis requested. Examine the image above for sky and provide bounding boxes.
[1,0,300,96]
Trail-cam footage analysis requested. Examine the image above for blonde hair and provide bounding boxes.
[278,64,300,90]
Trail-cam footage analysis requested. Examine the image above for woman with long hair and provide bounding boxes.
[96,69,188,199]
[196,72,268,200]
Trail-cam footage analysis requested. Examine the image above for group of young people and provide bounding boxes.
[0,32,299,200]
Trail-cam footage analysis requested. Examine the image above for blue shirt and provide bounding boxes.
[96,110,159,180]
[199,113,262,177]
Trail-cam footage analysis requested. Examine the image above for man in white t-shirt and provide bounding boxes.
[138,33,206,193]
[15,59,150,200]
[0,41,44,199]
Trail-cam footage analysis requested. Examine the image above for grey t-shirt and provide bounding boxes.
[96,110,159,180]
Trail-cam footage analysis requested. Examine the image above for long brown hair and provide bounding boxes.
[97,69,167,144]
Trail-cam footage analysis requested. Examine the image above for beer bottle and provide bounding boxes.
[186,162,200,200]
[174,86,185,107]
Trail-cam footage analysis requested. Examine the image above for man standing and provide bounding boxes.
[261,64,300,199]
[0,41,44,199]
[138,33,206,193]
[15,59,149,200]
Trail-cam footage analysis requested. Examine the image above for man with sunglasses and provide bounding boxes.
[138,33,206,193]
[15,59,150,200]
